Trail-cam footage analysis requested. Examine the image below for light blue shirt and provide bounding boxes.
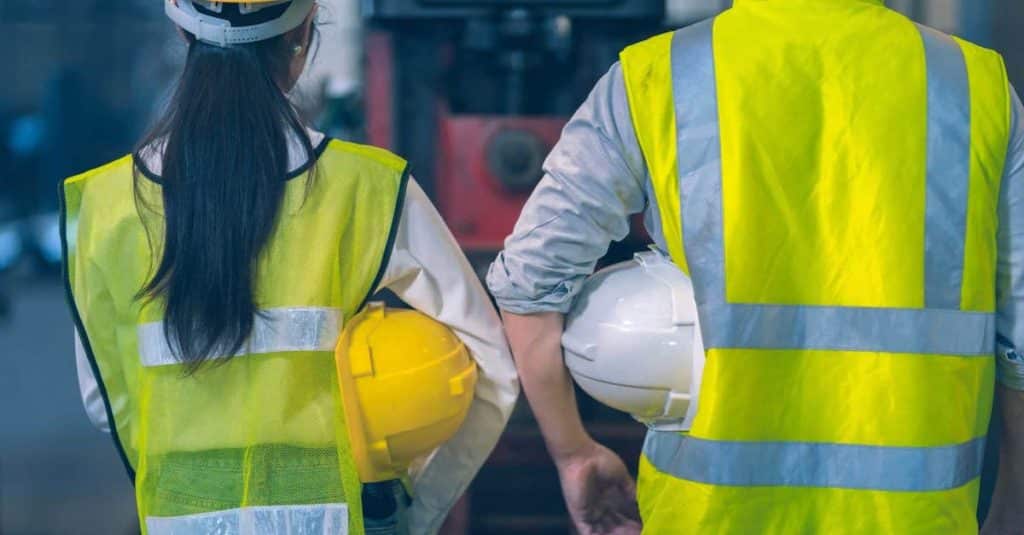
[996,88,1024,390]
[486,65,1024,390]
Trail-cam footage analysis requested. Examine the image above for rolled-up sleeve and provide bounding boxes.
[486,63,650,314]
[996,84,1024,391]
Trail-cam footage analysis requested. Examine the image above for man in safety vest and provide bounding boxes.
[488,1,1024,533]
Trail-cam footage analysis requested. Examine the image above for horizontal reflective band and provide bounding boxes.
[138,307,343,367]
[700,303,994,355]
[146,504,348,535]
[919,24,971,309]
[643,431,985,492]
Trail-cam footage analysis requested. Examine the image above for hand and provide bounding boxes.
[556,442,642,535]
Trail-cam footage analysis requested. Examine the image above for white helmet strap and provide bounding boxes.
[165,0,316,48]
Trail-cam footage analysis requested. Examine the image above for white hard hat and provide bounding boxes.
[563,249,705,432]
[165,0,317,48]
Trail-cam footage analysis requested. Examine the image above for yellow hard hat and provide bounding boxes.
[336,303,478,483]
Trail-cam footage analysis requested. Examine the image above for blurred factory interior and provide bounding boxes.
[1,0,1022,533]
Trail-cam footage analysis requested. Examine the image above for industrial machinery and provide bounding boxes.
[362,0,662,253]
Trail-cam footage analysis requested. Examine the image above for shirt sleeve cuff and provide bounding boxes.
[486,254,582,314]
[997,341,1024,391]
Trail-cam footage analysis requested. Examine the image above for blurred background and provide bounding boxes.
[0,0,1021,533]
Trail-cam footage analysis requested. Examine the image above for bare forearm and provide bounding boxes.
[501,311,594,464]
[985,386,1024,531]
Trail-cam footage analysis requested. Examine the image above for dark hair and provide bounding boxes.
[134,12,317,375]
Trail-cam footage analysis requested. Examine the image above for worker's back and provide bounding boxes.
[63,139,408,533]
[620,0,1012,532]
[708,1,1007,310]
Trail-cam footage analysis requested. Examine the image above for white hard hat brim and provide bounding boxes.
[165,0,316,48]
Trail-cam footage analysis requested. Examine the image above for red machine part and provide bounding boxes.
[365,31,570,252]
[365,31,394,150]
[437,114,566,252]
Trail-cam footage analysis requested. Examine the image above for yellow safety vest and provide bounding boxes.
[61,138,409,535]
[620,1,1011,533]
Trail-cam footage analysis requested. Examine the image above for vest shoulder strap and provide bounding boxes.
[620,30,690,273]
[65,154,135,189]
[324,139,409,175]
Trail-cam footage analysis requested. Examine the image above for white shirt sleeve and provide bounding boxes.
[996,84,1024,391]
[76,330,111,433]
[377,178,520,535]
[485,63,656,314]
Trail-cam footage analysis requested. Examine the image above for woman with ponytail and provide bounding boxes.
[61,2,517,534]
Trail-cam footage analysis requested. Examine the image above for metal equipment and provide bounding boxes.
[358,3,664,532]
[363,0,662,252]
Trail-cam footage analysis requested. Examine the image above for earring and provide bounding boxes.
[293,45,304,57]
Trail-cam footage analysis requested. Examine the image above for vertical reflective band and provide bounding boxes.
[146,504,349,535]
[138,307,344,367]
[643,431,985,492]
[671,19,726,306]
[667,21,990,353]
[919,25,971,310]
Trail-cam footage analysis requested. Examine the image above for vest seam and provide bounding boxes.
[995,54,1012,214]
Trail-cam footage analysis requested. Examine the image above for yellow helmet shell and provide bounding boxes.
[336,303,478,483]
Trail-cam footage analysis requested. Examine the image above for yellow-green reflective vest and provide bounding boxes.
[620,1,1012,533]
[61,138,409,535]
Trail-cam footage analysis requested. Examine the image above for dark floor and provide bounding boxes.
[0,279,137,535]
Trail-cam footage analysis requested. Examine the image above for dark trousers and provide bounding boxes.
[362,480,411,535]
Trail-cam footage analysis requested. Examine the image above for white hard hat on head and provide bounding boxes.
[165,0,316,48]
[563,249,706,432]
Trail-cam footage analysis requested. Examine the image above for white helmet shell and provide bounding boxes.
[165,0,317,48]
[563,250,705,431]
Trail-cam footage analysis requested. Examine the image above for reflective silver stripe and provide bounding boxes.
[643,431,985,492]
[701,303,994,355]
[920,25,971,310]
[146,504,348,535]
[138,307,343,367]
[672,18,726,306]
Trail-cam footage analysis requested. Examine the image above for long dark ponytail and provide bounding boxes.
[135,9,317,374]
